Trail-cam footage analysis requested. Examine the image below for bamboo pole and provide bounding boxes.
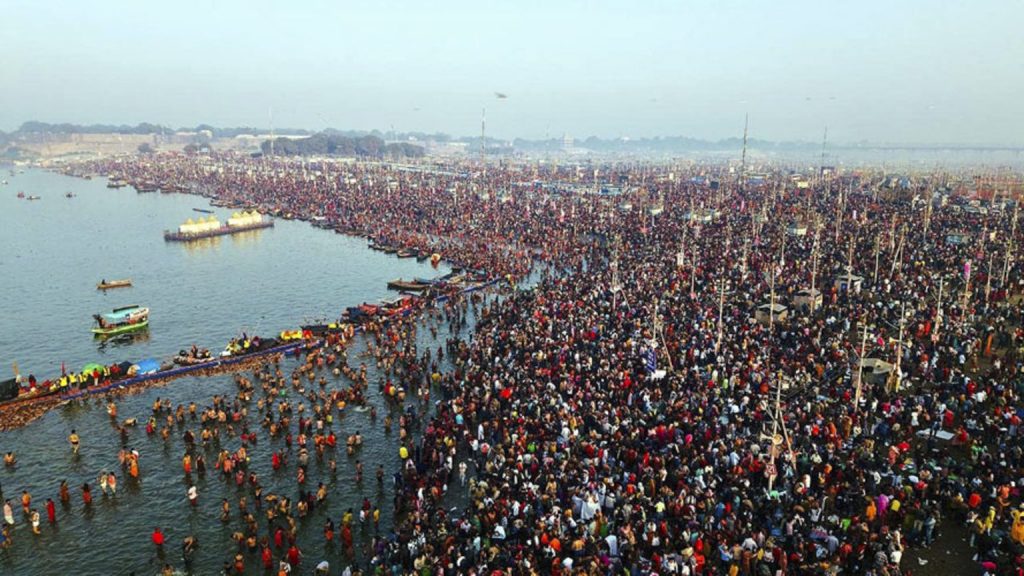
[985,251,994,309]
[767,376,782,491]
[716,277,725,354]
[889,227,906,281]
[811,226,820,300]
[1003,202,1018,286]
[893,302,906,393]
[834,188,843,244]
[854,323,868,409]
[873,238,881,286]
[962,260,972,327]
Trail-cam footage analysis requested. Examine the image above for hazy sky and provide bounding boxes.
[2,0,1021,143]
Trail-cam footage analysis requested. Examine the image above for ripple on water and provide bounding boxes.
[0,169,473,575]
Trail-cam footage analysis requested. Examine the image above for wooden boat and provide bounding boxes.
[92,305,149,336]
[381,296,419,317]
[192,208,214,214]
[387,279,431,292]
[97,279,132,290]
[173,348,213,366]
[65,192,75,198]
[396,248,417,258]
[357,303,380,316]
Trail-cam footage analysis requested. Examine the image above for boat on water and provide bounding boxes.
[134,183,158,193]
[65,192,75,198]
[381,295,420,316]
[97,279,132,290]
[25,195,41,200]
[16,191,24,198]
[106,178,127,188]
[173,347,213,366]
[396,248,417,258]
[92,305,149,336]
[192,208,214,214]
[164,211,274,242]
[357,303,380,316]
[386,278,432,292]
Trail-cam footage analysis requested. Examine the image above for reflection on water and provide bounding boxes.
[228,228,265,246]
[95,329,151,352]
[179,235,223,253]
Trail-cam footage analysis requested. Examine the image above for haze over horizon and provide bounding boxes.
[2,0,1021,145]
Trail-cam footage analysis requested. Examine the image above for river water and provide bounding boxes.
[0,169,475,575]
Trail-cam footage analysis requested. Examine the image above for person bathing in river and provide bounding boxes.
[68,429,80,454]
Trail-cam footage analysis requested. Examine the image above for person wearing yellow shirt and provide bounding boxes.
[68,430,80,454]
[1010,509,1024,545]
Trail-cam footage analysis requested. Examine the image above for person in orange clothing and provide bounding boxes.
[865,498,877,524]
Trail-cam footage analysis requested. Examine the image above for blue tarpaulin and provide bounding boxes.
[133,359,160,375]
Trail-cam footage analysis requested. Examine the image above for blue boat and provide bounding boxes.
[92,305,149,336]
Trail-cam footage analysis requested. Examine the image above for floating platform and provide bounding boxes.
[164,220,274,242]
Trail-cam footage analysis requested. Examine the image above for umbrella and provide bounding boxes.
[81,363,105,375]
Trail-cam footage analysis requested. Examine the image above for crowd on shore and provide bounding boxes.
[9,154,1022,575]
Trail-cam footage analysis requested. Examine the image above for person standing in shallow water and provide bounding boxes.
[68,429,80,454]
[3,499,14,525]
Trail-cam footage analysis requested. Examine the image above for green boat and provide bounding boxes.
[92,305,149,336]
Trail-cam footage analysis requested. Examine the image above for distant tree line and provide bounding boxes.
[14,121,311,137]
[18,121,173,135]
[6,120,853,155]
[260,133,424,158]
[510,135,825,153]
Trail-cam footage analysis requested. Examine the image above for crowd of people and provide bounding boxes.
[7,153,1018,575]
